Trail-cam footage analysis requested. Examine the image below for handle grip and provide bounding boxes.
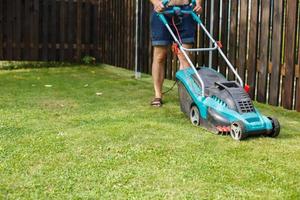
[161,0,170,7]
[191,0,196,7]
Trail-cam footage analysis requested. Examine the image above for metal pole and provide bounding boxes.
[208,0,214,68]
[135,0,141,79]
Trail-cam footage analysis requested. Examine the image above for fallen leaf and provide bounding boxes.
[58,131,64,136]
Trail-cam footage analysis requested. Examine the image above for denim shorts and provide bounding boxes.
[151,5,196,46]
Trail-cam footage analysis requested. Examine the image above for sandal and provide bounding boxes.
[151,98,163,107]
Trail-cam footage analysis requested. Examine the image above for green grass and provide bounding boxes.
[0,65,300,199]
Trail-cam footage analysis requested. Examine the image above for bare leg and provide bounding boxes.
[152,46,168,99]
[177,44,193,70]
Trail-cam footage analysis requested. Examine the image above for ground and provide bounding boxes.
[0,65,299,199]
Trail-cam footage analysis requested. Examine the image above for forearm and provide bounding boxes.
[150,0,160,5]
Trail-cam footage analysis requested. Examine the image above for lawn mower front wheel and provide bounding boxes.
[267,117,280,138]
[190,105,201,126]
[230,121,246,141]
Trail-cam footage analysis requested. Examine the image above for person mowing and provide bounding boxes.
[150,0,202,107]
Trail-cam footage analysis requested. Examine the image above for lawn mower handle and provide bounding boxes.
[162,0,196,7]
[157,1,244,96]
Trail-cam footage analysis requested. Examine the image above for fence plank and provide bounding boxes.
[211,0,220,70]
[130,0,136,70]
[118,0,122,67]
[140,0,145,72]
[282,0,297,109]
[81,1,86,57]
[59,0,65,61]
[42,0,49,61]
[269,0,283,106]
[108,0,113,65]
[0,0,3,59]
[203,0,211,66]
[237,0,248,82]
[94,2,100,61]
[23,0,31,60]
[50,0,57,60]
[85,1,91,57]
[6,0,13,60]
[112,0,115,65]
[228,0,238,80]
[117,0,121,67]
[103,0,108,63]
[98,0,102,61]
[76,0,82,61]
[296,23,300,112]
[67,0,74,60]
[99,1,107,63]
[31,0,39,60]
[28,0,34,60]
[124,0,129,68]
[11,0,17,59]
[257,0,271,103]
[219,0,229,76]
[137,0,143,73]
[15,0,22,60]
[116,0,120,67]
[196,0,205,66]
[145,2,151,73]
[247,0,259,98]
[123,0,127,68]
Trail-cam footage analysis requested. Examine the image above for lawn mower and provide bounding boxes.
[158,0,280,140]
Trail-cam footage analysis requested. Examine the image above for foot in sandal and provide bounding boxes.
[150,98,163,107]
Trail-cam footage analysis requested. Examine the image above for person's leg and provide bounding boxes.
[177,43,193,70]
[152,46,168,99]
[176,6,196,70]
[150,10,172,105]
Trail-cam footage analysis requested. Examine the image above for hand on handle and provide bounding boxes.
[192,0,202,14]
[152,0,167,13]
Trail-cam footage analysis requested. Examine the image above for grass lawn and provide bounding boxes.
[0,64,300,199]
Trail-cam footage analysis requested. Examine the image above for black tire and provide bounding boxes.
[230,121,246,141]
[190,105,201,126]
[267,117,280,138]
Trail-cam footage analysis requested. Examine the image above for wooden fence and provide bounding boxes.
[0,0,299,112]
[0,0,136,68]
